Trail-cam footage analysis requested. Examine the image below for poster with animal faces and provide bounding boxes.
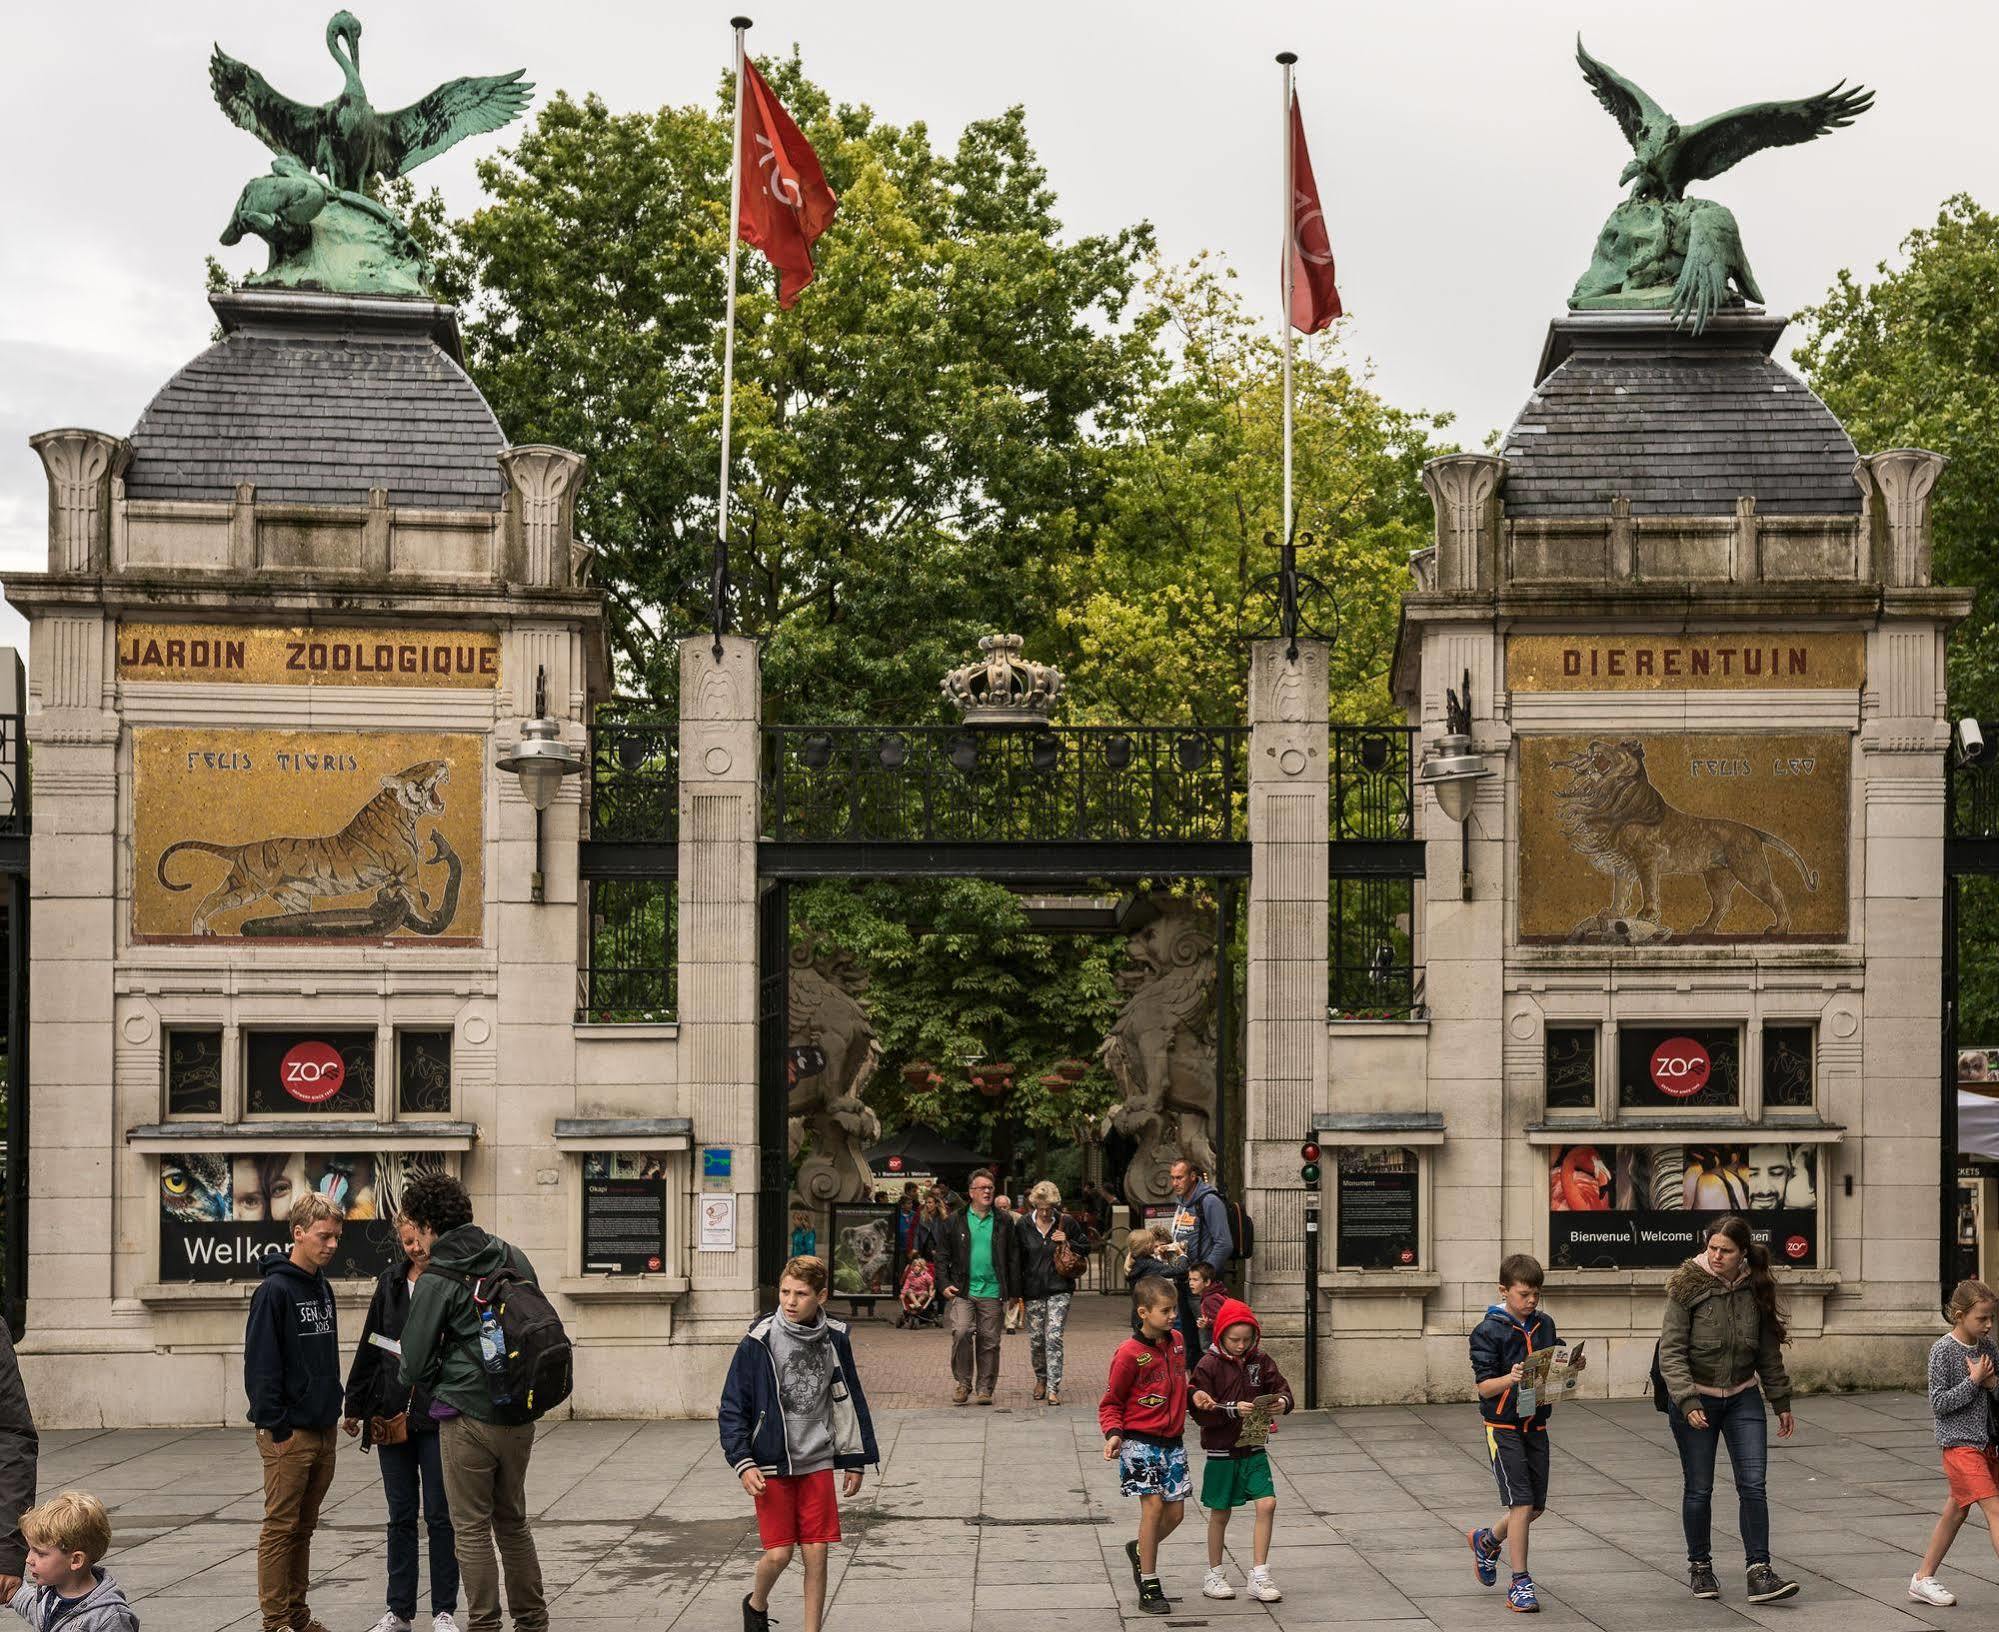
[158,1151,449,1281]
[1517,732,1849,945]
[1547,1143,1818,1268]
[132,729,484,943]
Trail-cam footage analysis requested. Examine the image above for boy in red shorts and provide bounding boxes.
[720,1255,879,1632]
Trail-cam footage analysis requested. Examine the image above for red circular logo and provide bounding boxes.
[1399,1247,1417,1265]
[279,1040,346,1104]
[888,1157,903,1172]
[646,1256,663,1272]
[1784,1235,1809,1261]
[1649,1037,1711,1098]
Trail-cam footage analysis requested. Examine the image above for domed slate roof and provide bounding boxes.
[1500,312,1859,520]
[124,290,505,512]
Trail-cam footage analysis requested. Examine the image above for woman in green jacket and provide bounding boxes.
[1658,1215,1798,1606]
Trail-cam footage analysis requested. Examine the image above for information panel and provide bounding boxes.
[582,1153,670,1274]
[1335,1146,1420,1270]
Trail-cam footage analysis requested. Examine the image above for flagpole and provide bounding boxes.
[714,15,752,652]
[1278,50,1297,549]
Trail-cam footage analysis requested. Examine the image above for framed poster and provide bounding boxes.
[245,1030,376,1116]
[1547,1143,1819,1269]
[1335,1146,1421,1270]
[581,1152,671,1274]
[1517,732,1849,945]
[158,1151,447,1281]
[826,1203,899,1297]
[1617,1026,1740,1113]
[132,728,484,943]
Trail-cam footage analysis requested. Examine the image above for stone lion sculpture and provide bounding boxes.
[788,938,883,1208]
[1098,901,1218,1207]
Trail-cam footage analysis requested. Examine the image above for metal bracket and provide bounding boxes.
[1238,530,1338,660]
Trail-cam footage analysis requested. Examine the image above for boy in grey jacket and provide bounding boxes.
[9,1492,136,1632]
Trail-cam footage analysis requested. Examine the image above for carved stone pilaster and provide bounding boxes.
[1420,453,1504,594]
[499,445,589,587]
[28,429,129,574]
[1855,448,1946,588]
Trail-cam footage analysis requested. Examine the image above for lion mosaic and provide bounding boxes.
[1553,738,1818,939]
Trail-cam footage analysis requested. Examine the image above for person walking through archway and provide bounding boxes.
[938,1170,1019,1406]
[1164,1160,1233,1361]
[1016,1182,1089,1405]
[1657,1215,1799,1605]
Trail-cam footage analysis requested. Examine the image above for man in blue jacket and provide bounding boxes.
[719,1255,878,1632]
[1164,1159,1233,1360]
[244,1193,345,1632]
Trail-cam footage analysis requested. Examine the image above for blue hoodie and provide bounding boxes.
[243,1252,342,1436]
[1468,1300,1559,1430]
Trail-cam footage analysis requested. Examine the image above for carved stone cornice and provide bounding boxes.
[1421,453,1504,594]
[29,429,130,574]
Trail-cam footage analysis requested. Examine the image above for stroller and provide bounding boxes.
[896,1254,941,1328]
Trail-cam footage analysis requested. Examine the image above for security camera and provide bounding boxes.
[1960,718,1985,766]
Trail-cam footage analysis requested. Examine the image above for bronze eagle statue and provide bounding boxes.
[1576,37,1873,203]
[210,11,533,194]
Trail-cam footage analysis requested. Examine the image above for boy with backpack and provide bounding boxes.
[399,1172,570,1632]
[720,1255,880,1632]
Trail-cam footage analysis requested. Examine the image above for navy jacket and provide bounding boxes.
[1468,1302,1559,1430]
[244,1252,342,1436]
[718,1311,880,1477]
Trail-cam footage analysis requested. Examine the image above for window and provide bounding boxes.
[244,1030,376,1117]
[1762,1026,1815,1110]
[1334,1146,1421,1270]
[398,1030,453,1115]
[166,1028,224,1116]
[1617,1025,1740,1112]
[1544,1027,1596,1112]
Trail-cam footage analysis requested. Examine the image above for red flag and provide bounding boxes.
[1287,94,1342,333]
[738,59,838,308]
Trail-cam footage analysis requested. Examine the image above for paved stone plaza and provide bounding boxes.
[46,1388,1994,1632]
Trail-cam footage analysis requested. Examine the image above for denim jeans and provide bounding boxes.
[1669,1388,1770,1566]
[381,1428,459,1620]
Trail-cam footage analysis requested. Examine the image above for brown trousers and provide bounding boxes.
[256,1425,338,1632]
[949,1295,1004,1395]
[440,1414,546,1632]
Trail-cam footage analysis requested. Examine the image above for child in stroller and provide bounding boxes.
[898,1249,939,1328]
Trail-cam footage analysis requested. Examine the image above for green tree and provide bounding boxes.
[1794,194,1999,715]
[423,59,1153,709]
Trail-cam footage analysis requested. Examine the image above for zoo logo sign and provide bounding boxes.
[280,1040,347,1104]
[1649,1037,1710,1099]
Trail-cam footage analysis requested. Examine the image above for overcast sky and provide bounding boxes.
[3,0,1994,658]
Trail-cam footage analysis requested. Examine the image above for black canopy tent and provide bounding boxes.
[864,1124,992,1182]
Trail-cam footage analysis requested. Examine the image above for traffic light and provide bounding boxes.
[1299,1141,1322,1185]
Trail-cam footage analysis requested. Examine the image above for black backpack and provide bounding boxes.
[1225,1198,1255,1261]
[433,1261,573,1424]
[1649,1340,1671,1412]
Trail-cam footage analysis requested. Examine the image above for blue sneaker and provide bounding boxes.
[1508,1575,1540,1613]
[1468,1528,1500,1587]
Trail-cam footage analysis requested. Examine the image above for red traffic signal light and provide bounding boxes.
[1300,1141,1321,1162]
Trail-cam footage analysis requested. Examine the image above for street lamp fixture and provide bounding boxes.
[495,665,586,903]
[1417,669,1492,901]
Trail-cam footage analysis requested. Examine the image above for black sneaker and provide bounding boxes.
[1688,1563,1720,1599]
[742,1591,771,1630]
[1124,1539,1142,1587]
[1746,1564,1798,1603]
[1138,1576,1171,1615]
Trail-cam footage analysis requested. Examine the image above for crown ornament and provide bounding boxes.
[941,635,1065,727]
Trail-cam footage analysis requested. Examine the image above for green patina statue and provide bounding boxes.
[1570,39,1872,332]
[209,11,532,296]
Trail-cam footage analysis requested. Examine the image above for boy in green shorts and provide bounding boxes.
[1189,1296,1293,1602]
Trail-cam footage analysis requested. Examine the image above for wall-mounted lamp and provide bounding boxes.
[1417,668,1492,901]
[495,665,586,903]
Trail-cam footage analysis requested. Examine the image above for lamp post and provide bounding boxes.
[1417,669,1493,901]
[495,665,586,903]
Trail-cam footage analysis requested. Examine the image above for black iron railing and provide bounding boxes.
[762,725,1248,845]
[1331,725,1417,842]
[1329,873,1423,1018]
[580,879,677,1022]
[1952,750,1999,840]
[590,719,678,845]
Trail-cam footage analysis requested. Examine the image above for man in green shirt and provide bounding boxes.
[939,1170,1019,1405]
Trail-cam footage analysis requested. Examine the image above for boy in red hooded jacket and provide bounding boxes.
[1190,1297,1293,1603]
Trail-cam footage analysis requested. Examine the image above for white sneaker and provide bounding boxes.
[432,1615,460,1632]
[1248,1567,1284,1603]
[367,1616,411,1632]
[1909,1574,1956,1607]
[1201,1567,1235,1599]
